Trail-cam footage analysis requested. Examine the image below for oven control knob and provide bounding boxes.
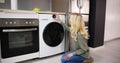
[32,22,35,24]
[13,22,17,24]
[5,22,8,24]
[26,22,28,24]
[10,22,12,24]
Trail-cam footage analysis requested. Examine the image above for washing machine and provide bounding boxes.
[39,13,66,58]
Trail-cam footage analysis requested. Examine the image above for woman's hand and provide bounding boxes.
[65,53,73,60]
[54,13,62,23]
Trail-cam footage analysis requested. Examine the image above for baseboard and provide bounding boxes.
[104,37,120,43]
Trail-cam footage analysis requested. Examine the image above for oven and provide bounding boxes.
[0,18,39,59]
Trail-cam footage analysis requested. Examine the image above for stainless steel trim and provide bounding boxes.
[3,28,37,32]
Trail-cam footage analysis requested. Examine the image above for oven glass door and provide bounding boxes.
[0,27,39,58]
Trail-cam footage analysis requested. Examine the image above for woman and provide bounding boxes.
[55,13,91,63]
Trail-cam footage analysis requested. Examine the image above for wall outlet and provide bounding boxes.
[0,0,5,3]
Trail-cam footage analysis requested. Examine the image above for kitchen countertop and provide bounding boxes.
[0,9,66,14]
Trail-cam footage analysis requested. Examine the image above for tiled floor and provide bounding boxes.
[18,54,62,63]
[19,38,120,63]
[91,39,120,63]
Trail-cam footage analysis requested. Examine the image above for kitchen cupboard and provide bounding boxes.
[88,0,106,47]
[51,0,69,12]
[0,0,51,11]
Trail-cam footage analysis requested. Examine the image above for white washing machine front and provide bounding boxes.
[39,13,66,58]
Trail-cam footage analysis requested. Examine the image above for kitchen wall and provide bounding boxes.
[104,0,120,41]
[0,0,51,11]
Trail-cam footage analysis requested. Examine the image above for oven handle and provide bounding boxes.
[2,28,37,32]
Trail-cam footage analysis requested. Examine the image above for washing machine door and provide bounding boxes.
[43,22,64,47]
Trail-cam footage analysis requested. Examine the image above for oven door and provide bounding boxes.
[0,26,39,58]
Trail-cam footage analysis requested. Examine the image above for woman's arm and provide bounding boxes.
[60,22,70,31]
[54,13,70,31]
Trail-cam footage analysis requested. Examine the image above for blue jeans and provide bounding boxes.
[61,51,86,63]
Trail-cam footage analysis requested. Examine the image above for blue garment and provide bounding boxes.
[61,51,86,63]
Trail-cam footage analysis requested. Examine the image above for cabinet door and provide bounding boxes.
[52,0,69,12]
[88,0,106,47]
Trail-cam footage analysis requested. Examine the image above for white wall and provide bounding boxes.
[104,0,120,41]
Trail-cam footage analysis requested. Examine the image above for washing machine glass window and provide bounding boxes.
[43,22,64,47]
